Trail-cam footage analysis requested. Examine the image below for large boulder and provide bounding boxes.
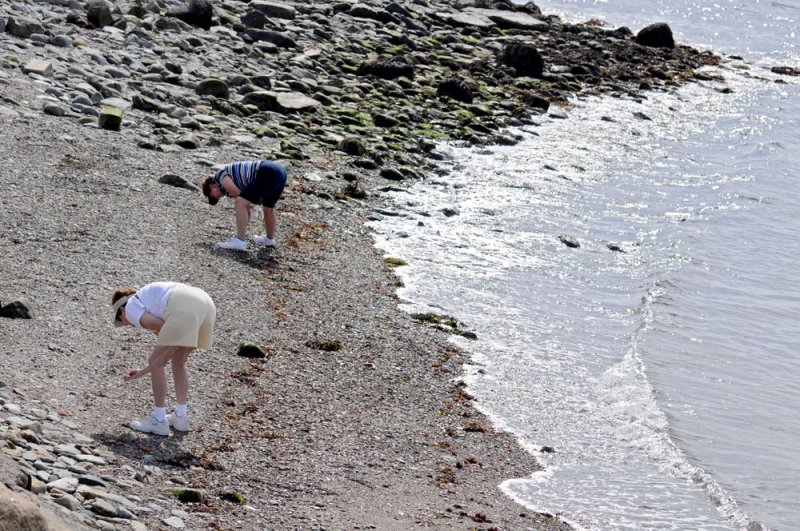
[0,298,33,319]
[5,16,44,39]
[85,0,115,28]
[636,23,675,48]
[196,78,229,99]
[167,0,213,30]
[498,41,544,77]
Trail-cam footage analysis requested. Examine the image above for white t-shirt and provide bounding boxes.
[124,282,178,329]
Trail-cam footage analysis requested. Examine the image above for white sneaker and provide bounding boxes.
[249,206,262,221]
[252,234,275,247]
[168,414,191,432]
[217,236,247,251]
[130,416,169,436]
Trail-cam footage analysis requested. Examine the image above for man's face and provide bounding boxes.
[210,183,224,200]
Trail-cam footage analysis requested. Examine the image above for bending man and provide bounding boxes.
[201,160,288,251]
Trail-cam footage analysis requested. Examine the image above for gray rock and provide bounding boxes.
[4,403,22,415]
[43,103,67,117]
[23,59,54,77]
[91,499,117,517]
[47,477,79,493]
[74,454,107,466]
[159,174,199,190]
[51,35,73,47]
[52,493,82,511]
[163,516,185,528]
[132,93,161,112]
[241,91,320,113]
[251,1,296,19]
[559,234,581,248]
[438,11,493,30]
[465,8,549,31]
[6,16,45,39]
[78,475,109,489]
[242,29,297,48]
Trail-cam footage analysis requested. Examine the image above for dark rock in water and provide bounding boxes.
[540,446,556,454]
[520,91,549,111]
[357,59,414,80]
[498,41,544,77]
[159,174,199,191]
[442,207,459,217]
[607,243,625,253]
[86,0,115,28]
[0,298,33,319]
[380,168,405,181]
[636,23,675,49]
[236,342,266,359]
[771,66,800,77]
[167,0,213,30]
[437,78,475,103]
[558,235,580,248]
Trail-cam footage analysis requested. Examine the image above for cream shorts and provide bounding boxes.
[156,285,216,349]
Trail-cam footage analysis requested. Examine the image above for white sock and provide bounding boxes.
[175,404,188,418]
[152,407,167,423]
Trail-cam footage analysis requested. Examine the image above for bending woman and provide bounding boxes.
[112,282,216,436]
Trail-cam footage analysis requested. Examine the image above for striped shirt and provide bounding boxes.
[213,160,263,196]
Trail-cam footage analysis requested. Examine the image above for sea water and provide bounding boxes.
[371,1,799,530]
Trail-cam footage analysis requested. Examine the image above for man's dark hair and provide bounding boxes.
[201,176,219,205]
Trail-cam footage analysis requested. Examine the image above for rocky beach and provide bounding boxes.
[0,1,725,529]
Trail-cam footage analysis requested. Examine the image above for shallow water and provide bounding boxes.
[372,2,799,530]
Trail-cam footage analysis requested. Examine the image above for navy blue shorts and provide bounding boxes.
[239,161,287,208]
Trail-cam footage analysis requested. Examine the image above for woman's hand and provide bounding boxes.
[124,369,145,382]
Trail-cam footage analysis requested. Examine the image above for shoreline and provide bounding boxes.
[0,1,723,528]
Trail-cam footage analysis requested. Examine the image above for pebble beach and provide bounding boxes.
[0,1,718,529]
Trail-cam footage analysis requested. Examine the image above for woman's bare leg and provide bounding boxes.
[170,347,194,405]
[148,346,175,408]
